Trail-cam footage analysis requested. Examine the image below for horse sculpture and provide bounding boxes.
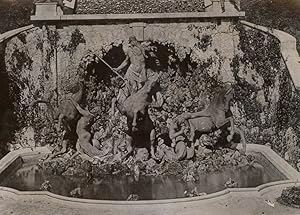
[111,73,162,158]
[178,84,235,144]
[29,81,86,159]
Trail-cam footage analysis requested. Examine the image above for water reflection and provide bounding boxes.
[0,160,284,200]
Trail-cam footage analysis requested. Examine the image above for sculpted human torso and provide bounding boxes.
[127,45,145,74]
[76,114,93,142]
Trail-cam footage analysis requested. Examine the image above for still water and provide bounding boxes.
[0,160,285,200]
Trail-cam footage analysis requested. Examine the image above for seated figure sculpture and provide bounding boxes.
[168,118,195,161]
[70,98,109,159]
[156,129,194,163]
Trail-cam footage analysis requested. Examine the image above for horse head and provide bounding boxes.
[210,83,233,112]
[144,72,161,95]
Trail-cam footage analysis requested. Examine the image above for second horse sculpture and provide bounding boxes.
[178,83,235,143]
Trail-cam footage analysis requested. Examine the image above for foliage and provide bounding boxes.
[8,49,33,130]
[231,25,281,127]
[278,186,300,208]
[46,26,60,57]
[0,0,32,34]
[17,32,27,44]
[195,34,212,52]
[62,28,86,55]
[241,0,300,52]
[76,0,205,14]
[232,23,300,166]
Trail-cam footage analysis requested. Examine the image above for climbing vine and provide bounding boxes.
[62,28,86,55]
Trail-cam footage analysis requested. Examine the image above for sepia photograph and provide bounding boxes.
[0,0,300,214]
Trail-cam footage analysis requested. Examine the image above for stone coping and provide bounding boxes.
[0,147,50,175]
[31,11,245,22]
[245,144,300,180]
[241,21,300,91]
[0,144,299,205]
[0,25,35,44]
[0,180,299,206]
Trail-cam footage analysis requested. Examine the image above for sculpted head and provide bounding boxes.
[129,36,138,46]
[135,148,149,161]
[145,72,161,94]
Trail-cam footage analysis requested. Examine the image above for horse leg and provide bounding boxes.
[70,141,81,160]
[227,117,235,141]
[234,127,246,155]
[132,110,138,130]
[229,116,234,131]
[46,139,68,161]
[111,87,127,116]
[57,114,64,132]
[150,128,157,159]
[189,122,196,142]
[216,117,234,141]
[126,118,133,135]
[110,98,117,115]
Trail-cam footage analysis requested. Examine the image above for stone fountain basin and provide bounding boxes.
[0,144,299,206]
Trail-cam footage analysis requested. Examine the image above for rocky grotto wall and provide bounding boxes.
[2,19,300,170]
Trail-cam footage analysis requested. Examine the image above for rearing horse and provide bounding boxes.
[177,84,235,143]
[111,73,162,158]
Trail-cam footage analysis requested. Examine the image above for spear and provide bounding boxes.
[94,54,126,81]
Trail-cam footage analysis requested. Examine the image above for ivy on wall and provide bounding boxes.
[62,28,86,55]
[232,23,300,168]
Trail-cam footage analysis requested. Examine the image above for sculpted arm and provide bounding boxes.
[169,122,184,140]
[139,43,147,58]
[169,122,185,147]
[234,127,246,154]
[174,143,187,161]
[116,55,130,72]
[170,128,184,140]
[70,98,91,117]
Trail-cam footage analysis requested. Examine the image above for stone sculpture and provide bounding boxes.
[111,73,161,158]
[177,84,235,143]
[30,81,86,160]
[113,36,147,95]
[33,39,248,179]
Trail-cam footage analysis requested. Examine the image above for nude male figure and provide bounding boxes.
[114,36,147,95]
[69,98,105,158]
